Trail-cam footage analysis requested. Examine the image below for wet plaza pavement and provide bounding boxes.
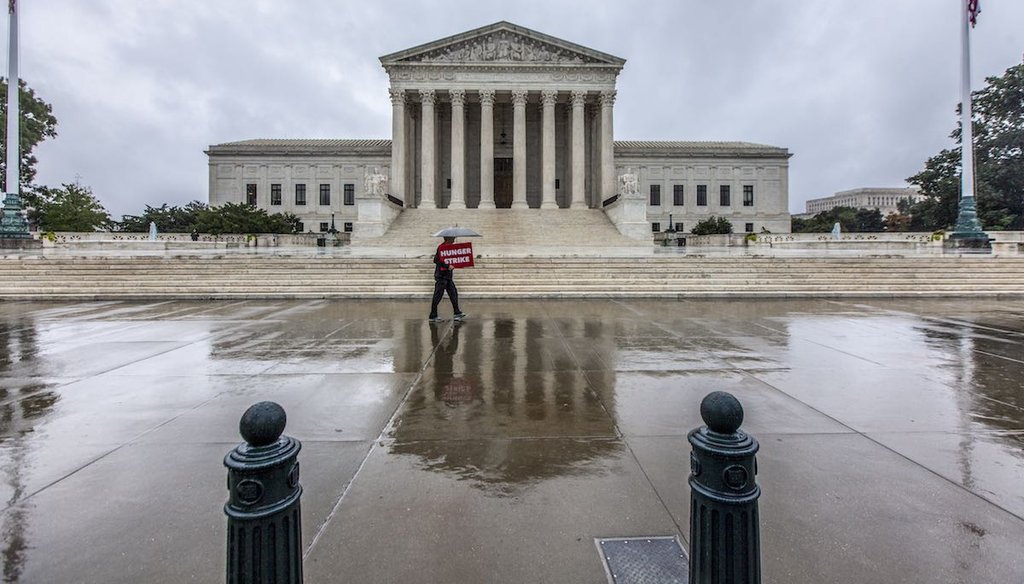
[0,298,1021,582]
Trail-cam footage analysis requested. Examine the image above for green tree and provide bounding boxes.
[792,206,860,233]
[118,201,208,232]
[906,59,1024,230]
[32,183,112,231]
[0,79,58,192]
[193,202,300,235]
[691,216,733,235]
[854,208,884,232]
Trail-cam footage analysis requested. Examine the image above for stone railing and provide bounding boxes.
[41,232,349,248]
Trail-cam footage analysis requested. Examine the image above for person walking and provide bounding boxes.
[429,236,467,322]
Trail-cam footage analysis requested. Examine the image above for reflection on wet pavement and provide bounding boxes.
[0,298,1019,582]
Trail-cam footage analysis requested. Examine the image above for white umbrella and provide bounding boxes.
[433,227,481,237]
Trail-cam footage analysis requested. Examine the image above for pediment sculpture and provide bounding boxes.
[402,31,598,64]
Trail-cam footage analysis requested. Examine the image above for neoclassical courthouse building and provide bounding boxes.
[207,22,792,239]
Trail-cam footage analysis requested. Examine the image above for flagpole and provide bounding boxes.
[5,0,18,197]
[947,0,989,250]
[1,0,32,241]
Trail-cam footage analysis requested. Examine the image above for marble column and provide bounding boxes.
[570,90,587,209]
[511,89,528,209]
[540,90,558,209]
[478,89,496,209]
[449,89,466,210]
[419,89,436,209]
[389,89,406,202]
[599,90,616,202]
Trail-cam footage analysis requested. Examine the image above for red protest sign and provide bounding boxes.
[437,242,474,268]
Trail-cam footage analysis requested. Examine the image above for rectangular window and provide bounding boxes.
[319,222,329,233]
[246,184,257,206]
[673,185,684,206]
[697,185,707,206]
[319,184,331,206]
[344,183,355,205]
[270,184,282,205]
[720,185,731,206]
[555,179,560,190]
[295,184,306,206]
[296,222,305,232]
[743,185,754,207]
[651,222,661,233]
[343,222,353,233]
[649,184,661,206]
[745,223,754,233]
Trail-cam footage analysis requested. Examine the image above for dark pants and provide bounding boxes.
[429,276,461,317]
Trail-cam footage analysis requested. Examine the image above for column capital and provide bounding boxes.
[570,90,588,108]
[540,89,559,106]
[389,89,406,106]
[479,88,496,106]
[599,90,617,107]
[449,88,466,106]
[419,89,436,105]
[511,89,529,106]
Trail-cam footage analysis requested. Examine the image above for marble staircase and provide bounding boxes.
[2,255,1023,299]
[358,208,650,249]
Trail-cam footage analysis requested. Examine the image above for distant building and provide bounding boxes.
[803,187,924,217]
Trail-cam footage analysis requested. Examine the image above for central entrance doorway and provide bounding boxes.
[494,158,513,208]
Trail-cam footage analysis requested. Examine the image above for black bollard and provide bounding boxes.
[688,391,761,584]
[224,401,303,584]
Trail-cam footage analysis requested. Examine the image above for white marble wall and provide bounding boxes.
[208,156,389,232]
[617,158,792,234]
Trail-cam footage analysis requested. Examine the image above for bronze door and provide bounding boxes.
[494,158,513,208]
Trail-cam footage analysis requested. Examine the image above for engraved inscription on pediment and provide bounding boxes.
[402,31,601,64]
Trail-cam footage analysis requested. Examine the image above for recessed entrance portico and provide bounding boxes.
[380,21,625,211]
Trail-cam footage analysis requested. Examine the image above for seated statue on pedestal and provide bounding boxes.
[617,168,639,198]
[364,167,389,198]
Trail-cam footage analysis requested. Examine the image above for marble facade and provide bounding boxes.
[206,22,793,238]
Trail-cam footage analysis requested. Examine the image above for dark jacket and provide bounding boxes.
[434,244,453,279]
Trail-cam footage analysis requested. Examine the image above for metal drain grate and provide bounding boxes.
[596,536,688,584]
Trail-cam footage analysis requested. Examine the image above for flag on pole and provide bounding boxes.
[967,0,981,27]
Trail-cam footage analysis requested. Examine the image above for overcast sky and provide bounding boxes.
[15,0,1024,217]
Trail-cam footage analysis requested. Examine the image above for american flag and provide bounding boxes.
[968,0,981,27]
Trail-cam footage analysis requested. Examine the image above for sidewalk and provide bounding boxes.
[0,298,1021,582]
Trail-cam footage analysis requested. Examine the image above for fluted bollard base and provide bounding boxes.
[225,401,303,584]
[227,504,303,583]
[688,391,761,584]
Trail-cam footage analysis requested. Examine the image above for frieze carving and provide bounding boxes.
[401,31,601,64]
[390,67,617,86]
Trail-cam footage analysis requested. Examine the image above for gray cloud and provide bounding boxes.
[18,0,1024,216]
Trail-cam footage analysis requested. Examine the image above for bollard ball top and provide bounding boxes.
[240,401,287,447]
[700,391,743,434]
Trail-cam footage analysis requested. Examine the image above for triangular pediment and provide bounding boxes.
[380,21,625,67]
